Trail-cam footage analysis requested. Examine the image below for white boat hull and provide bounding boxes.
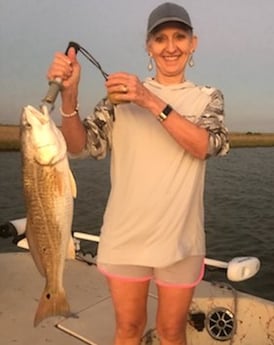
[187,280,274,344]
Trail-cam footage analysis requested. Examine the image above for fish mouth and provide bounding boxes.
[21,105,67,166]
[22,106,49,125]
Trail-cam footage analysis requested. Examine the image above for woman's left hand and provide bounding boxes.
[105,72,152,108]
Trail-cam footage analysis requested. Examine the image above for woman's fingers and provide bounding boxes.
[47,51,81,89]
[47,53,72,80]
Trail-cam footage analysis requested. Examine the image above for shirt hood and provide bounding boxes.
[144,77,196,91]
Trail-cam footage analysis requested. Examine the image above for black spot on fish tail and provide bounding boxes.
[34,288,70,327]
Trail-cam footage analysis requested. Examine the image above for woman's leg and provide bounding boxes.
[107,276,150,345]
[156,285,195,345]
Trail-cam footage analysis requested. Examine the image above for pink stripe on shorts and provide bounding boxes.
[98,255,204,287]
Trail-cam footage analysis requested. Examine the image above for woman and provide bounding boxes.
[48,2,229,345]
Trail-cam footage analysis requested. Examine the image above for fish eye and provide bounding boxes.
[23,120,32,129]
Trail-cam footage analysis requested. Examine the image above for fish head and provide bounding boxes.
[20,105,67,165]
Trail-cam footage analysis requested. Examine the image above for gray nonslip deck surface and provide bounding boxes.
[0,252,111,344]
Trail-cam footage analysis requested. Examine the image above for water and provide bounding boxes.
[0,148,273,301]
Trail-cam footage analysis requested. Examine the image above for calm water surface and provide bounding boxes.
[0,148,273,300]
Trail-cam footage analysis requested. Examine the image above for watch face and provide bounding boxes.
[158,104,172,122]
[163,104,173,116]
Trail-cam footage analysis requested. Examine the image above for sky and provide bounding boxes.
[0,0,274,132]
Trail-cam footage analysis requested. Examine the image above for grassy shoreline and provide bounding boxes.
[0,125,274,151]
[0,125,21,151]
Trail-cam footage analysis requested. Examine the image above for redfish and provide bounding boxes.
[20,105,76,326]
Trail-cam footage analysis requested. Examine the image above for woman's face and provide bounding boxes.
[147,23,197,84]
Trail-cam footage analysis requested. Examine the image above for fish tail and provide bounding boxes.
[34,288,71,327]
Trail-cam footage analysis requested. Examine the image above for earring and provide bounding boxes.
[188,53,195,68]
[147,53,153,71]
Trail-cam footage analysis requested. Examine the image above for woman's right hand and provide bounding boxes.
[47,47,81,93]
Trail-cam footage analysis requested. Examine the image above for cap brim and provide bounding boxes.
[148,17,193,33]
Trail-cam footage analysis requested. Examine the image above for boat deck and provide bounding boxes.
[1,252,274,345]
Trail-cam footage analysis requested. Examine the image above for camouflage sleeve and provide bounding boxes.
[194,88,229,157]
[82,97,115,160]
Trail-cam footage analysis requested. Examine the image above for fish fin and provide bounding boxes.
[66,235,75,260]
[56,170,64,196]
[55,168,76,198]
[68,168,77,198]
[26,224,46,277]
[34,287,71,327]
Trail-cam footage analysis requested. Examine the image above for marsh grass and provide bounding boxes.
[0,125,21,151]
[0,125,274,151]
[230,132,274,148]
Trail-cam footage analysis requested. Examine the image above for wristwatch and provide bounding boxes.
[157,104,173,122]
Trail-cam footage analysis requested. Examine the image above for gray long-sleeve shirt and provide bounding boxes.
[80,78,229,267]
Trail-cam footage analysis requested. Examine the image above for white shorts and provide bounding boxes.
[98,255,204,288]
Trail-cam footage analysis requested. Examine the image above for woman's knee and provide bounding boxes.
[156,320,187,343]
[116,317,147,338]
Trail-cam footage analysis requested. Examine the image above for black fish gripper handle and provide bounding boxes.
[42,41,80,105]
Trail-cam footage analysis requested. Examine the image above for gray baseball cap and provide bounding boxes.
[147,2,193,34]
